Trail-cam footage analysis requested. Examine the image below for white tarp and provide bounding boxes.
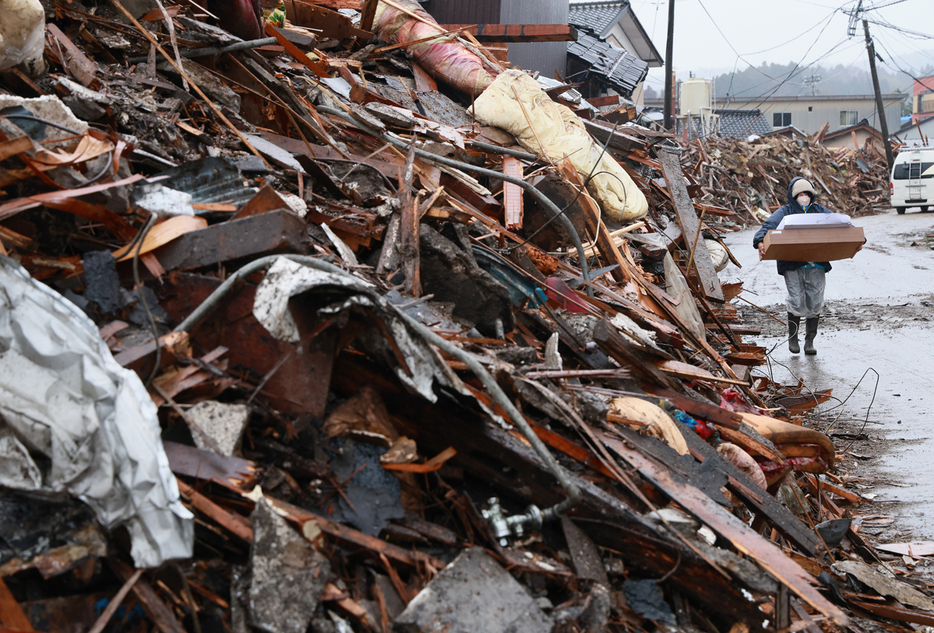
[778,213,852,229]
[0,256,193,567]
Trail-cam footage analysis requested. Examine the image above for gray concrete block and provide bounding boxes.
[394,547,554,633]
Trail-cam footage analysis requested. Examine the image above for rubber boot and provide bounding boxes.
[804,317,819,356]
[787,313,801,354]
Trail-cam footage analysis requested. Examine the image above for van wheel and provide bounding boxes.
[896,207,906,214]
[923,206,930,212]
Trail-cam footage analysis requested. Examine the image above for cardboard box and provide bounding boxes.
[761,227,865,262]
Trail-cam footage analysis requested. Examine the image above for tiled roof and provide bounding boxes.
[568,1,628,37]
[567,31,648,97]
[714,108,772,138]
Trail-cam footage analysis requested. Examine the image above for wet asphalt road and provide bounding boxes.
[721,207,934,539]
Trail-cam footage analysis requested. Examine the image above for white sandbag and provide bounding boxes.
[706,239,729,272]
[608,397,689,456]
[0,0,46,77]
[471,70,648,223]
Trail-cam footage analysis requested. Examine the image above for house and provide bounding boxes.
[568,0,663,103]
[421,0,662,102]
[821,119,884,151]
[566,33,649,100]
[714,109,771,139]
[761,126,809,141]
[420,0,570,81]
[910,75,934,124]
[715,94,902,137]
[891,115,934,147]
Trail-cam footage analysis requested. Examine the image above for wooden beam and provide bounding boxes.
[658,148,724,301]
[0,578,34,632]
[502,156,524,229]
[47,23,99,88]
[600,433,849,626]
[439,24,578,43]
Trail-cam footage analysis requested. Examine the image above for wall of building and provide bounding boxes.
[892,118,934,146]
[717,96,901,136]
[500,0,568,77]
[911,75,934,123]
[420,0,499,24]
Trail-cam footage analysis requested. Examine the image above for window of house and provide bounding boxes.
[772,112,791,127]
[808,106,813,112]
[840,110,858,126]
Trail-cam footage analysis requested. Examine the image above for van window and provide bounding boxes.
[892,161,934,180]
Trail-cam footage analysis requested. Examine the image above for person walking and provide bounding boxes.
[752,177,832,356]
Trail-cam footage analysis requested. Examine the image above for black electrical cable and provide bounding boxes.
[1,113,83,135]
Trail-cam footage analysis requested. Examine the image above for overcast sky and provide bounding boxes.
[635,0,934,93]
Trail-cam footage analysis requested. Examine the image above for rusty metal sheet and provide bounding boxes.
[147,210,308,273]
[158,272,337,417]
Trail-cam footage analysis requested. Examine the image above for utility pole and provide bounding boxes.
[863,19,894,171]
[663,0,675,130]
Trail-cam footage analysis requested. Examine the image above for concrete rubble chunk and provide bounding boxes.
[393,547,554,633]
[187,401,252,456]
[249,497,333,633]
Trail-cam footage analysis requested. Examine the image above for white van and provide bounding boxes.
[890,146,934,214]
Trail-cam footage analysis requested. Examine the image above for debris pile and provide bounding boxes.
[0,1,926,632]
[684,127,892,222]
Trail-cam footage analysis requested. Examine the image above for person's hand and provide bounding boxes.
[757,242,766,258]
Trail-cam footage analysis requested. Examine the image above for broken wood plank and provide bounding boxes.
[108,560,185,633]
[176,479,254,543]
[0,577,34,632]
[678,426,822,555]
[438,24,578,43]
[164,441,258,488]
[593,319,679,390]
[47,23,100,87]
[0,136,33,162]
[600,433,848,626]
[848,601,934,626]
[556,158,628,284]
[283,0,373,40]
[658,148,724,302]
[267,496,447,571]
[501,156,524,229]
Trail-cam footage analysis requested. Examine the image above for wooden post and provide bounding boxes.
[663,0,675,130]
[863,19,894,171]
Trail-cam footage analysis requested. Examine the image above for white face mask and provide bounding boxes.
[796,194,811,207]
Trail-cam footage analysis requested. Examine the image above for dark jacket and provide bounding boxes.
[752,176,833,275]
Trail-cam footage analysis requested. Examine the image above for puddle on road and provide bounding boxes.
[750,325,934,540]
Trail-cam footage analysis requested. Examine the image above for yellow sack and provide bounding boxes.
[609,397,688,456]
[471,70,648,223]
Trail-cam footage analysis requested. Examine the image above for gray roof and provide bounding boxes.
[567,32,648,96]
[714,108,772,139]
[569,1,628,37]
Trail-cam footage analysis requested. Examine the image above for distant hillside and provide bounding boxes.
[709,61,927,101]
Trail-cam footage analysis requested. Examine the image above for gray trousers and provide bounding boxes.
[783,267,825,318]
